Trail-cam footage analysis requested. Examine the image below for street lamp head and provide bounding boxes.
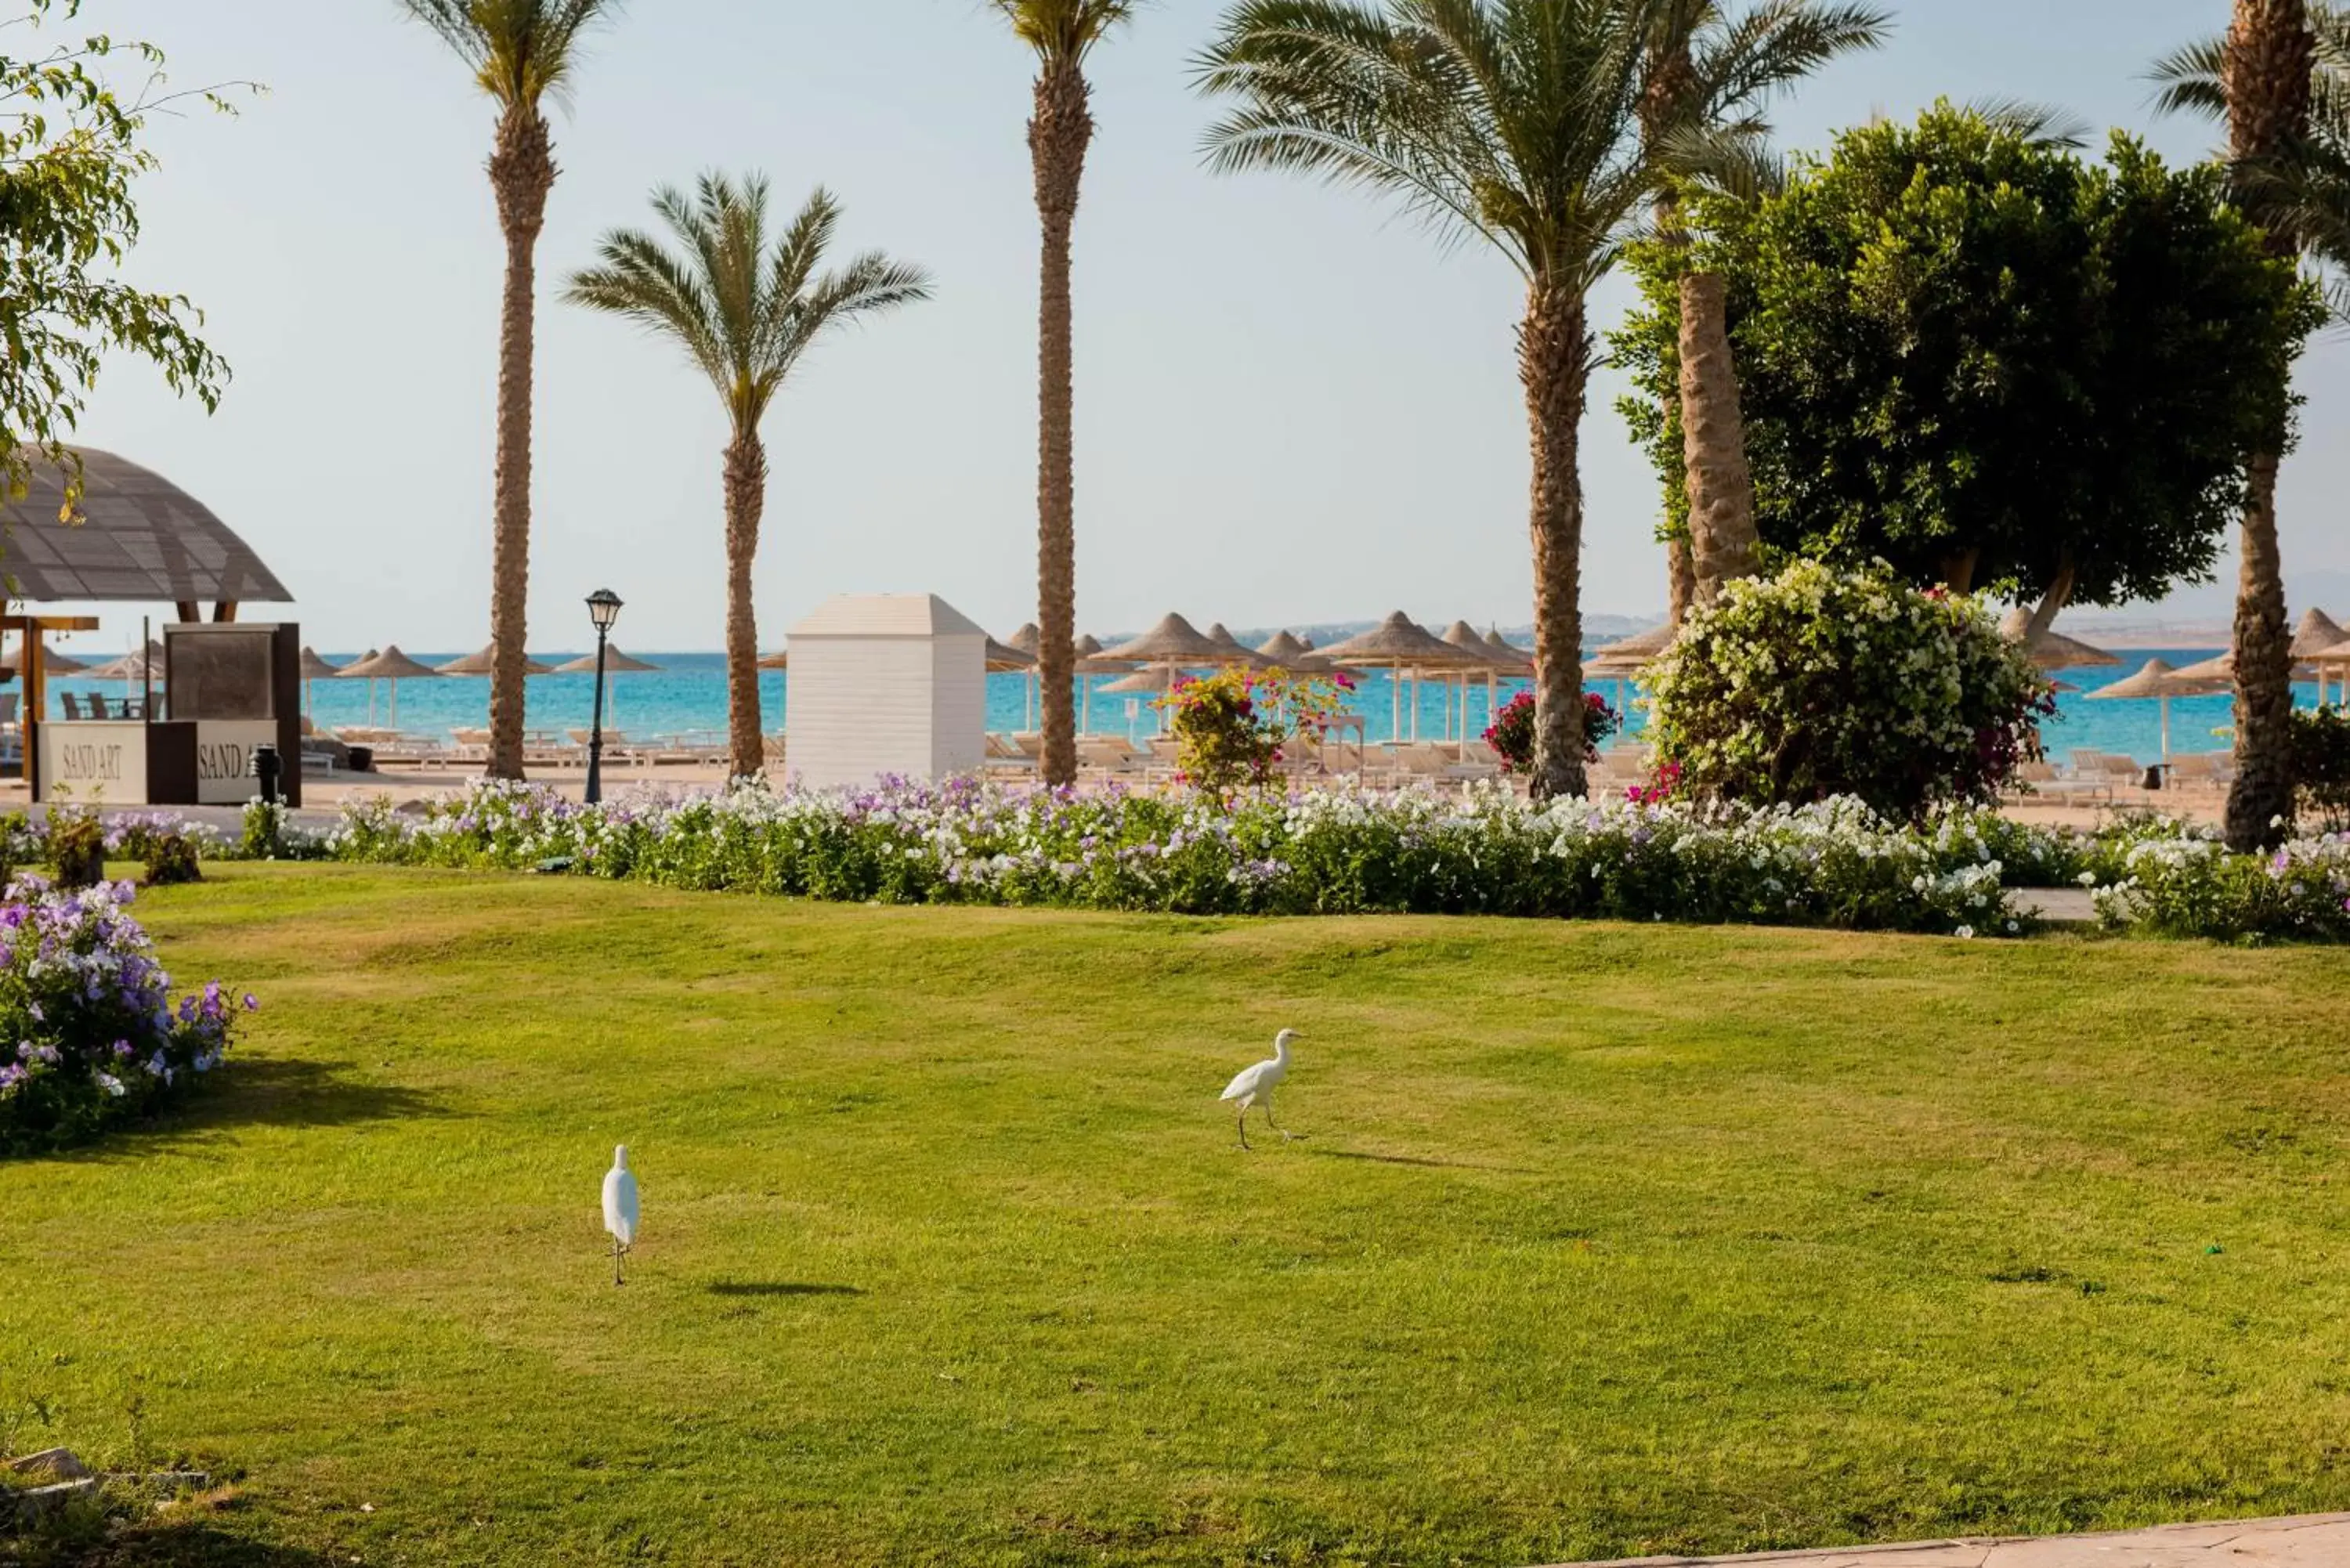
[587,588,623,634]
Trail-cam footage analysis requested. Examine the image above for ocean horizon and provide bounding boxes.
[38,643,2317,768]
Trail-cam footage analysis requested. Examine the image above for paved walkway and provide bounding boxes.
[1547,1513,2350,1566]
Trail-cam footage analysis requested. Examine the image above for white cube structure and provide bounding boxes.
[786,593,988,789]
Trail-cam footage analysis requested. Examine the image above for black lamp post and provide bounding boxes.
[584,588,623,805]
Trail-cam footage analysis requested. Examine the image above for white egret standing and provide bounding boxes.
[602,1145,639,1286]
[1220,1029,1299,1150]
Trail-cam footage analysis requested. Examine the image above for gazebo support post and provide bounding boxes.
[212,602,238,623]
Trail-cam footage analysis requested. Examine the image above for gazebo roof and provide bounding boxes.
[2,447,291,603]
[2085,657,2228,701]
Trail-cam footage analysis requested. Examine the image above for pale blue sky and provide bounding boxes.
[54,0,2347,652]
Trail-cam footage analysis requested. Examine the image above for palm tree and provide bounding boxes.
[2154,1,2319,850]
[992,1,1140,789]
[565,177,932,779]
[1198,0,1667,800]
[1641,1,1890,609]
[398,0,620,781]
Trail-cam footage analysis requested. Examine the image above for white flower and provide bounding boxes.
[1953,925,1976,940]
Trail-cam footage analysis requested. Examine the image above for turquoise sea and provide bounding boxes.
[40,645,2323,767]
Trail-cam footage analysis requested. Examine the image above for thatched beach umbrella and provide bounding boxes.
[338,645,439,729]
[84,640,165,682]
[1203,623,1277,670]
[1319,612,1478,742]
[1103,612,1224,665]
[295,645,342,719]
[1253,629,1330,670]
[1998,609,2121,670]
[439,645,556,677]
[1436,621,1531,746]
[2292,608,2346,660]
[2086,657,2229,761]
[4,640,88,684]
[552,647,661,730]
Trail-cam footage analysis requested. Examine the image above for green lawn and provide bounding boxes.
[8,867,2350,1567]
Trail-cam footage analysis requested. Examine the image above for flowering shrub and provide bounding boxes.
[1646,561,2052,820]
[280,775,2040,936]
[0,876,253,1156]
[2087,825,2350,942]
[2291,708,2350,833]
[1155,667,1354,800]
[1484,691,1618,773]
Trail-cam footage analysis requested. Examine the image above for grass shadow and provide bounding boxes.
[1313,1147,1533,1174]
[706,1281,865,1299]
[13,1059,450,1166]
[59,1519,342,1566]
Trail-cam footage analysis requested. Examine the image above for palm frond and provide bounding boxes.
[566,175,931,432]
[989,0,1143,62]
[1687,0,1891,129]
[1962,96,2089,149]
[395,0,620,113]
[1195,0,1668,282]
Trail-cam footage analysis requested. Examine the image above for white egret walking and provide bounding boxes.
[1220,1029,1300,1150]
[602,1145,639,1286]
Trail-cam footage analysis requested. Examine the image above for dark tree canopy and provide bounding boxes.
[1614,103,2323,612]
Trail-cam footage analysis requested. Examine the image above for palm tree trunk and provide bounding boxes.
[1520,278,1592,802]
[1678,270,1761,604]
[485,107,555,782]
[2224,0,2316,850]
[721,433,769,783]
[2228,452,2296,844]
[1029,59,1091,789]
[1667,534,1696,628]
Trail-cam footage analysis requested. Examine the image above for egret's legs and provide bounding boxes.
[1262,1097,1297,1142]
[613,1239,629,1288]
[1237,1106,1252,1151]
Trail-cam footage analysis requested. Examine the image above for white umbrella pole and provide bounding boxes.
[1389,666,1400,743]
[2160,695,2171,763]
[1081,676,1092,735]
[390,680,400,731]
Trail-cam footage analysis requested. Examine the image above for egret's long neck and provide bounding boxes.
[1274,1036,1290,1064]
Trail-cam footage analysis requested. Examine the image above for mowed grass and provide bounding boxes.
[8,869,2350,1568]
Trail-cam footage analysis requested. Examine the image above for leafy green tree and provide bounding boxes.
[991,1,1140,790]
[1197,0,1669,800]
[2156,1,2338,848]
[566,176,931,780]
[0,2,238,508]
[1640,1,1890,613]
[1614,104,2321,627]
[397,0,620,782]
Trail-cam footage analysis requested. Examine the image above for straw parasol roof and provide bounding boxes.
[1254,630,1332,670]
[2086,658,2228,701]
[757,649,788,670]
[1998,609,2121,670]
[984,637,1036,671]
[1075,633,1104,657]
[551,647,662,674]
[1102,612,1224,664]
[1441,620,1533,673]
[1099,669,1175,694]
[298,645,340,681]
[2171,649,2317,684]
[84,640,167,681]
[2292,608,2347,659]
[5,643,89,675]
[1318,611,1480,668]
[438,645,555,677]
[1205,622,1277,669]
[1004,623,1042,657]
[338,645,442,681]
